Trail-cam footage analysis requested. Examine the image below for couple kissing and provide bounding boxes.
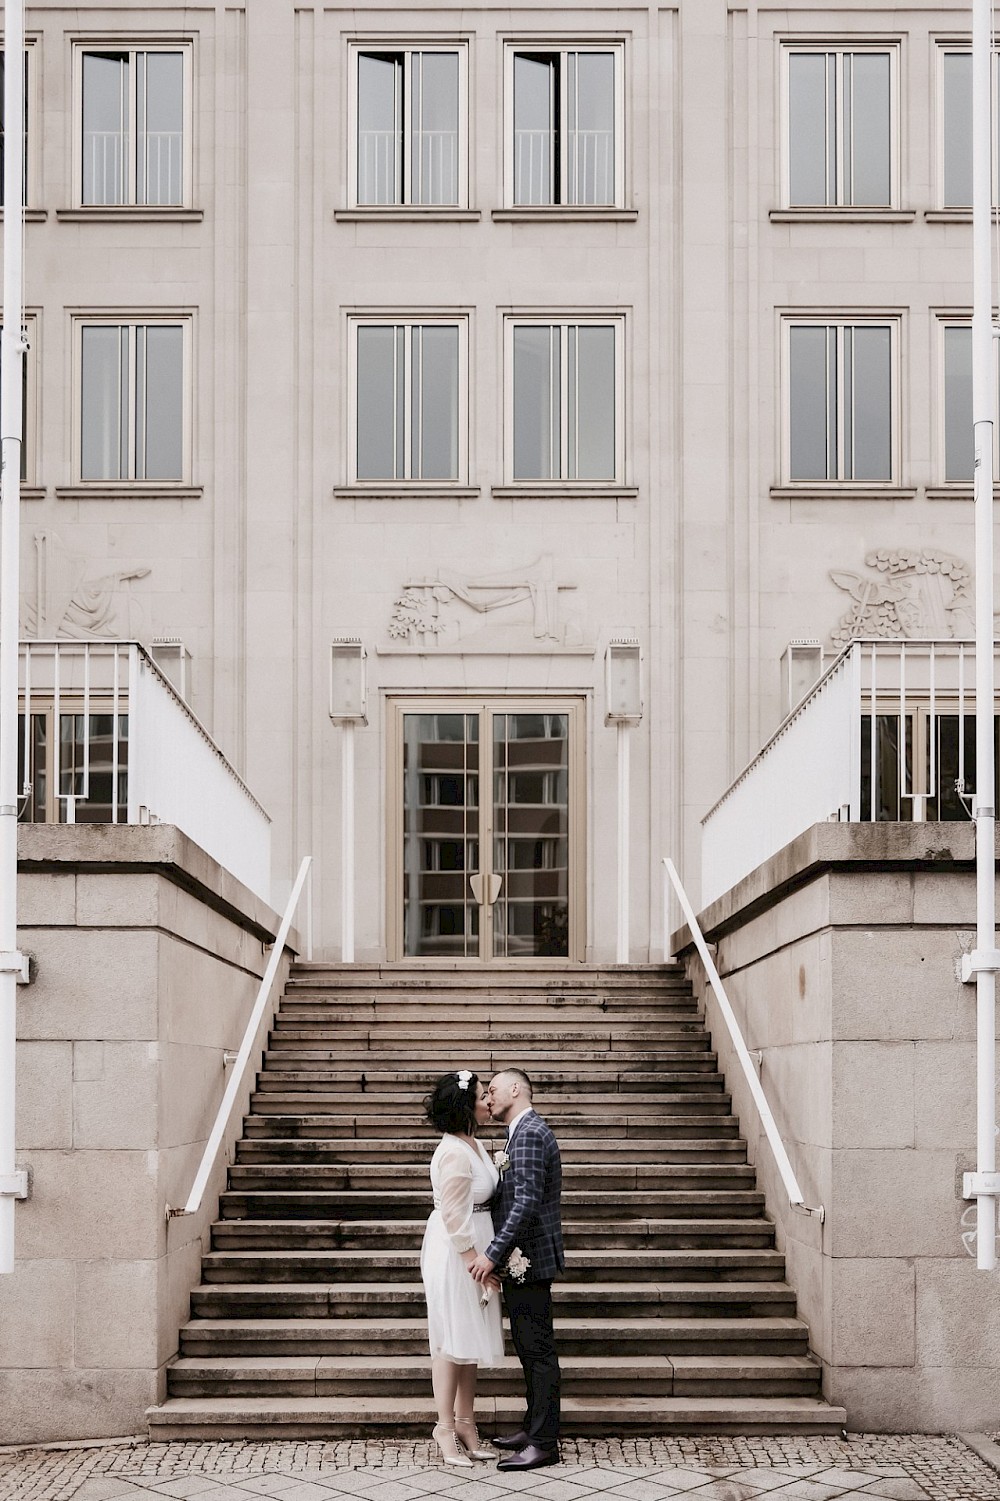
[420,1066,564,1472]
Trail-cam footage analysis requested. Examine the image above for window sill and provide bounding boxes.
[18,485,46,499]
[334,208,481,222]
[769,484,917,501]
[56,484,203,500]
[56,207,204,223]
[491,483,638,500]
[925,484,1000,500]
[492,207,638,223]
[0,209,48,222]
[769,208,916,224]
[332,484,480,499]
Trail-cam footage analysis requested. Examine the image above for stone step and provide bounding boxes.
[261,1048,718,1070]
[188,1281,799,1321]
[284,964,689,989]
[253,1070,725,1093]
[241,1114,742,1141]
[269,1024,711,1044]
[248,1092,732,1116]
[145,1391,848,1440]
[210,1218,778,1252]
[277,1004,700,1024]
[177,1315,812,1360]
[165,1352,822,1399]
[226,1163,757,1194]
[233,1137,748,1165]
[218,1189,766,1222]
[200,1248,787,1285]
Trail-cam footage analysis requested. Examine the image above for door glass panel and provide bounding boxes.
[492,712,569,958]
[402,713,479,956]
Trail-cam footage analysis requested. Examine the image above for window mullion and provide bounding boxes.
[402,51,412,206]
[559,324,569,480]
[833,53,844,207]
[403,325,414,480]
[559,52,569,206]
[127,51,138,205]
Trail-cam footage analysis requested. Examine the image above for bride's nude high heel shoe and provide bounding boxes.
[454,1416,494,1459]
[432,1423,474,1467]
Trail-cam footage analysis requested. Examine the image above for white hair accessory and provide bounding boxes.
[456,1070,473,1091]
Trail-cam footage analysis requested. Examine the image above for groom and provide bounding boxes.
[468,1067,564,1471]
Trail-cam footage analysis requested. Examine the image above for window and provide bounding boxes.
[506,317,622,482]
[784,46,896,208]
[943,322,973,481]
[350,318,465,482]
[0,51,31,206]
[18,709,128,824]
[78,46,188,206]
[505,45,623,207]
[783,319,897,483]
[77,319,187,482]
[351,47,465,207]
[938,48,1000,208]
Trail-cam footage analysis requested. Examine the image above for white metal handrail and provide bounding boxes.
[168,854,313,1219]
[663,857,825,1223]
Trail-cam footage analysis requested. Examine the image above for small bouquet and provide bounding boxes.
[480,1246,531,1307]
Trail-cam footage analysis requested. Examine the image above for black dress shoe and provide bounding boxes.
[492,1429,530,1451]
[496,1443,559,1471]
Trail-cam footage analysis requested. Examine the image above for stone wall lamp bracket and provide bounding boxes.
[963,1171,1000,1199]
[0,949,30,984]
[0,1169,29,1200]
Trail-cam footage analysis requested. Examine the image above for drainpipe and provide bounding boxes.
[960,0,999,1272]
[0,0,29,1273]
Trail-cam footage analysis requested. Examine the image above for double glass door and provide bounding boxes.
[388,699,584,961]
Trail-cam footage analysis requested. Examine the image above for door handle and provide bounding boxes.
[469,873,503,905]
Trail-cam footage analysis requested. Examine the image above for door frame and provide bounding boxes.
[385,695,587,963]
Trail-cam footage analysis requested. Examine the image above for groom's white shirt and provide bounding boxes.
[505,1106,535,1147]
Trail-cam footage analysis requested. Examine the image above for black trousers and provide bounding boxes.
[504,1279,561,1450]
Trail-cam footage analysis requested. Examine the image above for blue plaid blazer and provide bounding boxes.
[487,1110,565,1282]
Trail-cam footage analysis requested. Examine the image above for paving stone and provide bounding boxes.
[766,1484,850,1501]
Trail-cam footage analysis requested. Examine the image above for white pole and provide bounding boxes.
[341,721,355,963]
[970,0,997,1272]
[616,722,629,963]
[0,0,27,1274]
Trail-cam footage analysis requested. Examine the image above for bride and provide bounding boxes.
[420,1069,504,1466]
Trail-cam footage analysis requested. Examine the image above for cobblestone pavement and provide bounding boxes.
[0,1437,998,1501]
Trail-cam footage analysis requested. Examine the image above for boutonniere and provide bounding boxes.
[493,1149,510,1177]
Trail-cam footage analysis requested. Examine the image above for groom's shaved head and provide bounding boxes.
[494,1067,533,1099]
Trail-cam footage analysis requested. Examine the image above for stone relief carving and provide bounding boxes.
[829,549,974,645]
[387,556,585,648]
[22,530,151,640]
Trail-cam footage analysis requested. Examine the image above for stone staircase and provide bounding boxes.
[146,965,846,1439]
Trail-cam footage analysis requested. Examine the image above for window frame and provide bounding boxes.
[502,40,625,210]
[780,40,900,211]
[936,312,1000,485]
[0,42,37,209]
[780,313,901,488]
[72,312,192,487]
[72,40,193,210]
[346,312,469,486]
[503,312,625,486]
[347,41,469,210]
[935,43,1000,209]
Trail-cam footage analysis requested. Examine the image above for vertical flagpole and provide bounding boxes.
[0,0,28,1274]
[964,0,998,1272]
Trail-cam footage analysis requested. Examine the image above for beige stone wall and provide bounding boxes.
[0,827,289,1445]
[676,824,1000,1432]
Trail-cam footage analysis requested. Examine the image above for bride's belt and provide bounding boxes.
[433,1198,492,1212]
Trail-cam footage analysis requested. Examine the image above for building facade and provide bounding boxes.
[12,0,990,959]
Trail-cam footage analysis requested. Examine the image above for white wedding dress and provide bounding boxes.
[420,1134,505,1365]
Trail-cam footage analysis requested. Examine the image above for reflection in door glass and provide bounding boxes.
[403,714,480,956]
[493,713,569,957]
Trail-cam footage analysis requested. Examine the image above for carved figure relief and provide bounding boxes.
[387,556,585,649]
[22,530,152,640]
[829,549,973,644]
